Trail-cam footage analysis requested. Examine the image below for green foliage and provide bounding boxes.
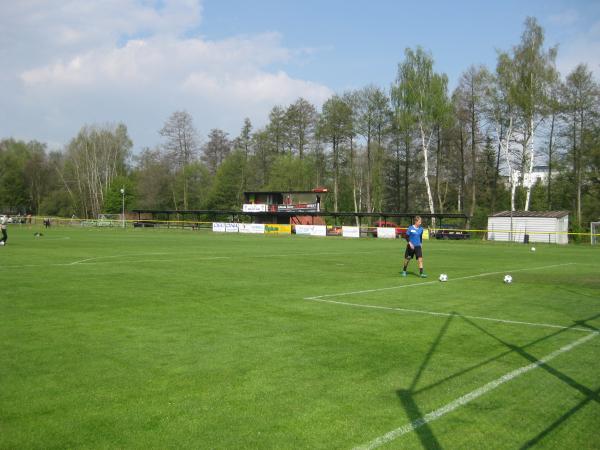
[38,189,74,217]
[318,95,354,143]
[527,181,547,211]
[206,150,246,210]
[394,47,450,127]
[265,154,312,191]
[103,176,135,214]
[0,139,53,214]
[130,148,171,210]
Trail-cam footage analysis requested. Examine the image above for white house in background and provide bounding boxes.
[530,165,551,184]
[487,211,569,244]
[501,165,556,189]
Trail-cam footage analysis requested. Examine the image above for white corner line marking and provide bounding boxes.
[353,331,598,450]
[305,298,593,333]
[304,263,575,301]
[66,252,169,265]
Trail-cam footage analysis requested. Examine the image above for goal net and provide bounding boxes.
[591,222,600,245]
[97,214,122,227]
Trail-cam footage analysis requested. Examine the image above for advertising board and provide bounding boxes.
[277,203,318,212]
[212,222,226,232]
[294,225,326,236]
[342,226,360,238]
[239,223,265,234]
[377,227,396,239]
[225,223,239,233]
[264,224,292,234]
[242,204,268,212]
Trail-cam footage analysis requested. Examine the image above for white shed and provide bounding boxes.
[487,211,569,244]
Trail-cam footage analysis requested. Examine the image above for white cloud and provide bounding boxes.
[0,0,332,149]
[183,70,331,105]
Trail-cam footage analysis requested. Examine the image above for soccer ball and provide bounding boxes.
[439,273,448,282]
[503,274,513,284]
[0,241,4,246]
[531,247,536,252]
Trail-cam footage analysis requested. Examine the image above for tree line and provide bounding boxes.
[1,17,599,231]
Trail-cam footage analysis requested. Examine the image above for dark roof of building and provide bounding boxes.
[132,209,469,219]
[244,191,324,195]
[490,211,569,218]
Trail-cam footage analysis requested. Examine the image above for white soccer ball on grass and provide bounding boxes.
[531,247,536,252]
[503,274,513,284]
[439,273,448,282]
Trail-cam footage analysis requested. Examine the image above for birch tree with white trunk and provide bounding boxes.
[393,47,450,223]
[160,111,201,210]
[64,124,132,218]
[485,51,522,211]
[500,17,558,211]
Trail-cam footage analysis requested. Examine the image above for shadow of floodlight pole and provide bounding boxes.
[413,312,600,397]
[395,313,456,450]
[458,314,599,448]
[391,311,599,449]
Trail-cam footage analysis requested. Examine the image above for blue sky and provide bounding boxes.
[1,0,599,151]
[199,0,600,89]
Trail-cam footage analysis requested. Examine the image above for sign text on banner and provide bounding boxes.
[239,223,265,234]
[225,223,239,233]
[265,224,292,234]
[212,222,226,232]
[294,225,327,236]
[242,204,267,212]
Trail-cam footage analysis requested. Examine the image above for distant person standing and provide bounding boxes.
[1,215,8,246]
[402,216,427,278]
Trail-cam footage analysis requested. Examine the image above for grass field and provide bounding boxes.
[1,225,599,449]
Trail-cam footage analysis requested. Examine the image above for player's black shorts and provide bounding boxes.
[405,244,423,259]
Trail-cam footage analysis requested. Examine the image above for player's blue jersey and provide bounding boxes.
[407,225,423,247]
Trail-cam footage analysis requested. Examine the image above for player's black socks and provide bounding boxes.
[419,268,423,275]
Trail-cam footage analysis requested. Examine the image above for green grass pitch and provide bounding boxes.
[1,226,599,449]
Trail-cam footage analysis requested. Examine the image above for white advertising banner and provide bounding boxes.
[212,222,226,232]
[377,227,396,239]
[239,223,265,234]
[295,225,327,236]
[342,226,360,238]
[311,225,327,236]
[294,225,312,235]
[242,204,268,212]
[225,223,239,233]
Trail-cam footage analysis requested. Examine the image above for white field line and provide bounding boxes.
[353,331,598,450]
[304,263,590,333]
[304,263,575,300]
[32,236,71,241]
[66,253,169,265]
[306,298,593,333]
[1,250,381,270]
[1,252,169,269]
